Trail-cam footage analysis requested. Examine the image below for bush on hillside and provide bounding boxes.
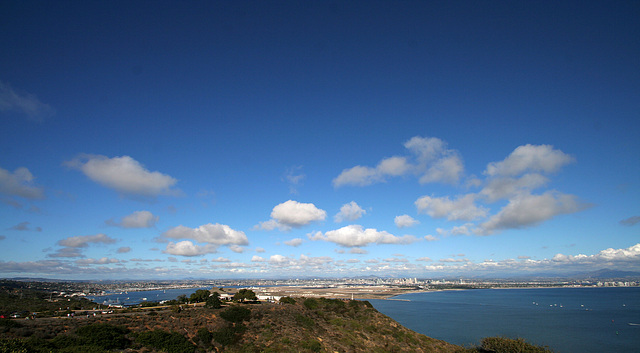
[477,337,553,353]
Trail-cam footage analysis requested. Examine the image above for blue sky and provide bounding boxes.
[1,1,638,279]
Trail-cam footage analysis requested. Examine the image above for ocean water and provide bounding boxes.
[369,287,640,353]
[86,286,210,306]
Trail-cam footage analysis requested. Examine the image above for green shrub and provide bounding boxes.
[76,323,130,350]
[220,306,251,323]
[295,313,315,329]
[480,337,553,353]
[211,323,246,347]
[279,296,296,304]
[136,330,196,353]
[0,338,28,353]
[301,339,322,352]
[303,298,318,310]
[196,327,213,347]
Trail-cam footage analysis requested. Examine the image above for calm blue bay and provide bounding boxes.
[86,287,211,306]
[369,287,640,353]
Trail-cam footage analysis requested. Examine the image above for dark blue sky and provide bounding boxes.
[1,1,638,279]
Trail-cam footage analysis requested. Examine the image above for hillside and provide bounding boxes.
[1,297,462,352]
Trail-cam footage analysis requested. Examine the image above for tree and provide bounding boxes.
[279,296,296,304]
[189,289,211,303]
[232,289,257,302]
[205,292,222,309]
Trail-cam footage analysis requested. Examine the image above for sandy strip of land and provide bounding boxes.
[250,285,431,300]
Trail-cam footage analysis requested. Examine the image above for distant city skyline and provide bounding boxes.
[1,1,638,279]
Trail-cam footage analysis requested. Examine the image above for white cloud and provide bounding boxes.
[229,245,245,253]
[376,156,411,176]
[269,254,291,265]
[0,166,45,199]
[477,191,588,235]
[117,247,131,253]
[332,165,380,187]
[415,194,488,221]
[349,248,368,254]
[0,81,54,122]
[251,255,265,262]
[107,210,158,228]
[284,238,303,247]
[163,223,248,246]
[334,201,366,222]
[416,257,432,262]
[424,235,438,241]
[394,214,419,228]
[333,136,464,187]
[419,153,464,184]
[211,257,231,262]
[58,233,116,248]
[255,247,266,253]
[311,225,417,247]
[480,173,549,202]
[76,257,120,265]
[65,155,179,197]
[259,200,326,230]
[164,241,217,256]
[485,144,574,177]
[48,247,84,258]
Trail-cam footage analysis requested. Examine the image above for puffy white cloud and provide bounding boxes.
[415,194,488,221]
[480,173,549,202]
[419,153,464,184]
[416,257,432,262]
[229,245,245,253]
[376,156,411,176]
[57,233,116,248]
[477,191,589,235]
[485,144,574,177]
[0,166,44,199]
[311,225,417,247]
[65,155,179,197]
[620,216,640,226]
[424,235,438,241]
[333,136,464,187]
[107,210,158,228]
[251,255,265,262]
[334,201,367,222]
[259,200,326,230]
[255,247,266,253]
[349,248,368,254]
[552,243,640,263]
[394,214,419,228]
[332,165,379,187]
[164,241,217,256]
[76,257,120,265]
[117,247,131,253]
[284,238,303,247]
[0,81,54,122]
[163,223,248,246]
[269,254,291,265]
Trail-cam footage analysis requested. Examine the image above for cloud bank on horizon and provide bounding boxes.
[0,1,638,279]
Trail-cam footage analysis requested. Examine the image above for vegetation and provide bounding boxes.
[204,291,222,309]
[0,284,554,353]
[464,337,553,353]
[232,289,257,302]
